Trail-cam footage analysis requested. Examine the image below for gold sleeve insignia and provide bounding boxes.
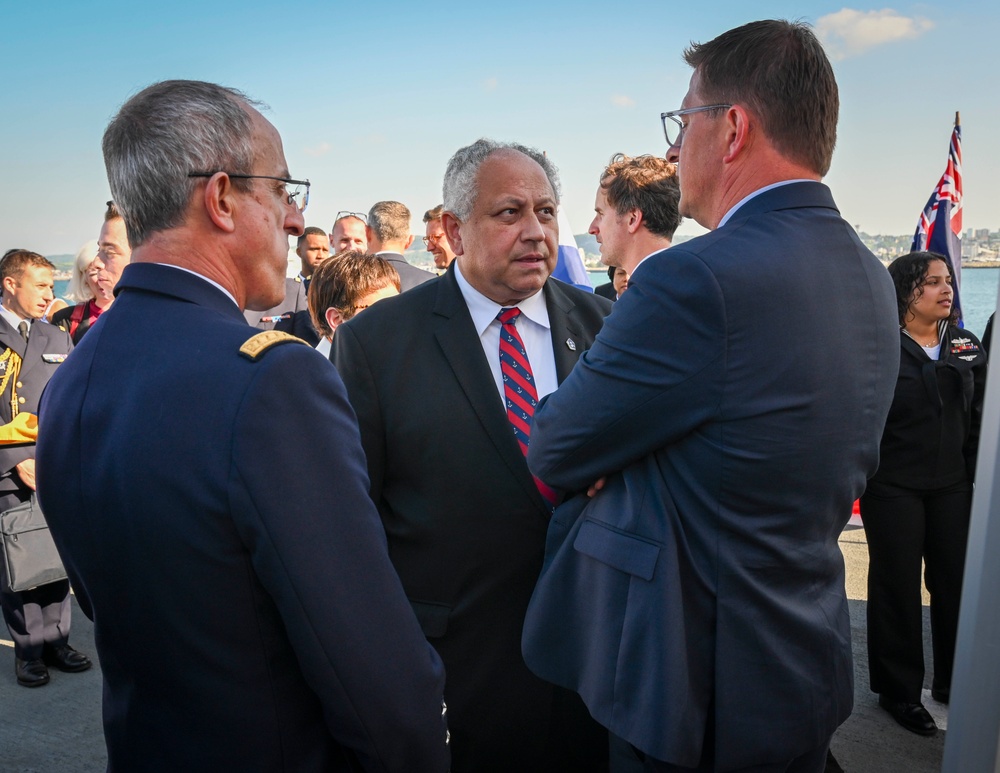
[238,331,308,362]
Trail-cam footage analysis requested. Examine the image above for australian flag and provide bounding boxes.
[911,113,963,320]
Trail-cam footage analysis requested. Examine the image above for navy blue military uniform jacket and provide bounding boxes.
[36,263,448,772]
[245,275,320,345]
[0,318,72,495]
[873,324,986,489]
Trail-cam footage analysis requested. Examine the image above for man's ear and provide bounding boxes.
[2,275,17,298]
[626,208,643,235]
[441,212,464,256]
[404,234,414,250]
[325,306,345,331]
[722,105,752,165]
[202,173,238,234]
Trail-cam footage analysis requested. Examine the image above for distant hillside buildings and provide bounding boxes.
[852,228,1000,267]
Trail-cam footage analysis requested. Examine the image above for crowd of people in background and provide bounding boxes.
[0,16,989,773]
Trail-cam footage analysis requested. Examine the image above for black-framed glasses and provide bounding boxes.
[659,104,732,147]
[335,210,367,224]
[187,172,310,213]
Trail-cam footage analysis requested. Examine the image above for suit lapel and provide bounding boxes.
[545,281,585,383]
[19,322,42,380]
[0,318,27,361]
[432,272,551,511]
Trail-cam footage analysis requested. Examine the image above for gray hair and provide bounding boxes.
[442,139,561,221]
[102,80,262,247]
[66,239,100,303]
[366,201,411,243]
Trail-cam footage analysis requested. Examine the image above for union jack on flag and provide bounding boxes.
[911,113,963,320]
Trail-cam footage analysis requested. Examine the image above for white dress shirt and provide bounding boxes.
[453,262,558,407]
[0,304,29,335]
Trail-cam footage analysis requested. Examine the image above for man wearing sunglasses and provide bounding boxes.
[35,79,449,772]
[330,211,368,254]
[523,20,898,773]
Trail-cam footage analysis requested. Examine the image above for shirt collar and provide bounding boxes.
[0,304,28,331]
[453,261,550,335]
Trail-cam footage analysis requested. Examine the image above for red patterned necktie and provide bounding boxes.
[497,308,557,507]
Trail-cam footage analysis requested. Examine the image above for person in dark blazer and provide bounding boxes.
[521,21,899,773]
[0,249,90,688]
[592,266,619,301]
[366,200,436,291]
[332,139,612,773]
[861,252,986,735]
[35,79,449,772]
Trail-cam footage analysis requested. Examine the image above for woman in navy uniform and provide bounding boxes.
[862,251,987,735]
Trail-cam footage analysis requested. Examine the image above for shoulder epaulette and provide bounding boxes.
[239,331,308,362]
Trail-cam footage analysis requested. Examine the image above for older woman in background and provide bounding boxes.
[862,251,987,736]
[51,240,114,343]
[308,251,401,358]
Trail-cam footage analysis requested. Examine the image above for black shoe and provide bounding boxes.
[15,658,50,687]
[878,694,938,735]
[42,645,92,673]
[931,687,950,704]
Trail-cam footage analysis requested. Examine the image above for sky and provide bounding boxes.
[1,0,996,256]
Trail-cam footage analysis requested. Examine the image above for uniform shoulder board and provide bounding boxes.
[239,331,308,362]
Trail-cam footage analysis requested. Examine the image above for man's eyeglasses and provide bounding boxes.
[660,104,732,147]
[335,211,367,224]
[422,234,445,246]
[187,172,310,213]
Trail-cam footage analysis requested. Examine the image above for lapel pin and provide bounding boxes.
[565,338,577,351]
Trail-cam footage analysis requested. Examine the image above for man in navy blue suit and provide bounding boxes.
[35,80,448,772]
[522,20,899,773]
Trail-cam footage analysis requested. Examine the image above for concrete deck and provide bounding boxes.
[0,519,946,771]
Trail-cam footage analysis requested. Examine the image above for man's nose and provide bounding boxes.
[286,208,305,237]
[522,212,546,241]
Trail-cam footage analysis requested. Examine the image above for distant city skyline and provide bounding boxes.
[1,1,997,255]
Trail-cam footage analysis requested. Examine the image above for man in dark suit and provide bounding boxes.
[36,79,449,771]
[522,21,899,773]
[332,139,612,772]
[0,249,90,688]
[366,200,436,290]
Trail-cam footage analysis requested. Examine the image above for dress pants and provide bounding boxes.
[860,478,971,701]
[0,490,72,660]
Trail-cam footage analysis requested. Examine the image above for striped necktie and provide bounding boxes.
[497,308,557,506]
